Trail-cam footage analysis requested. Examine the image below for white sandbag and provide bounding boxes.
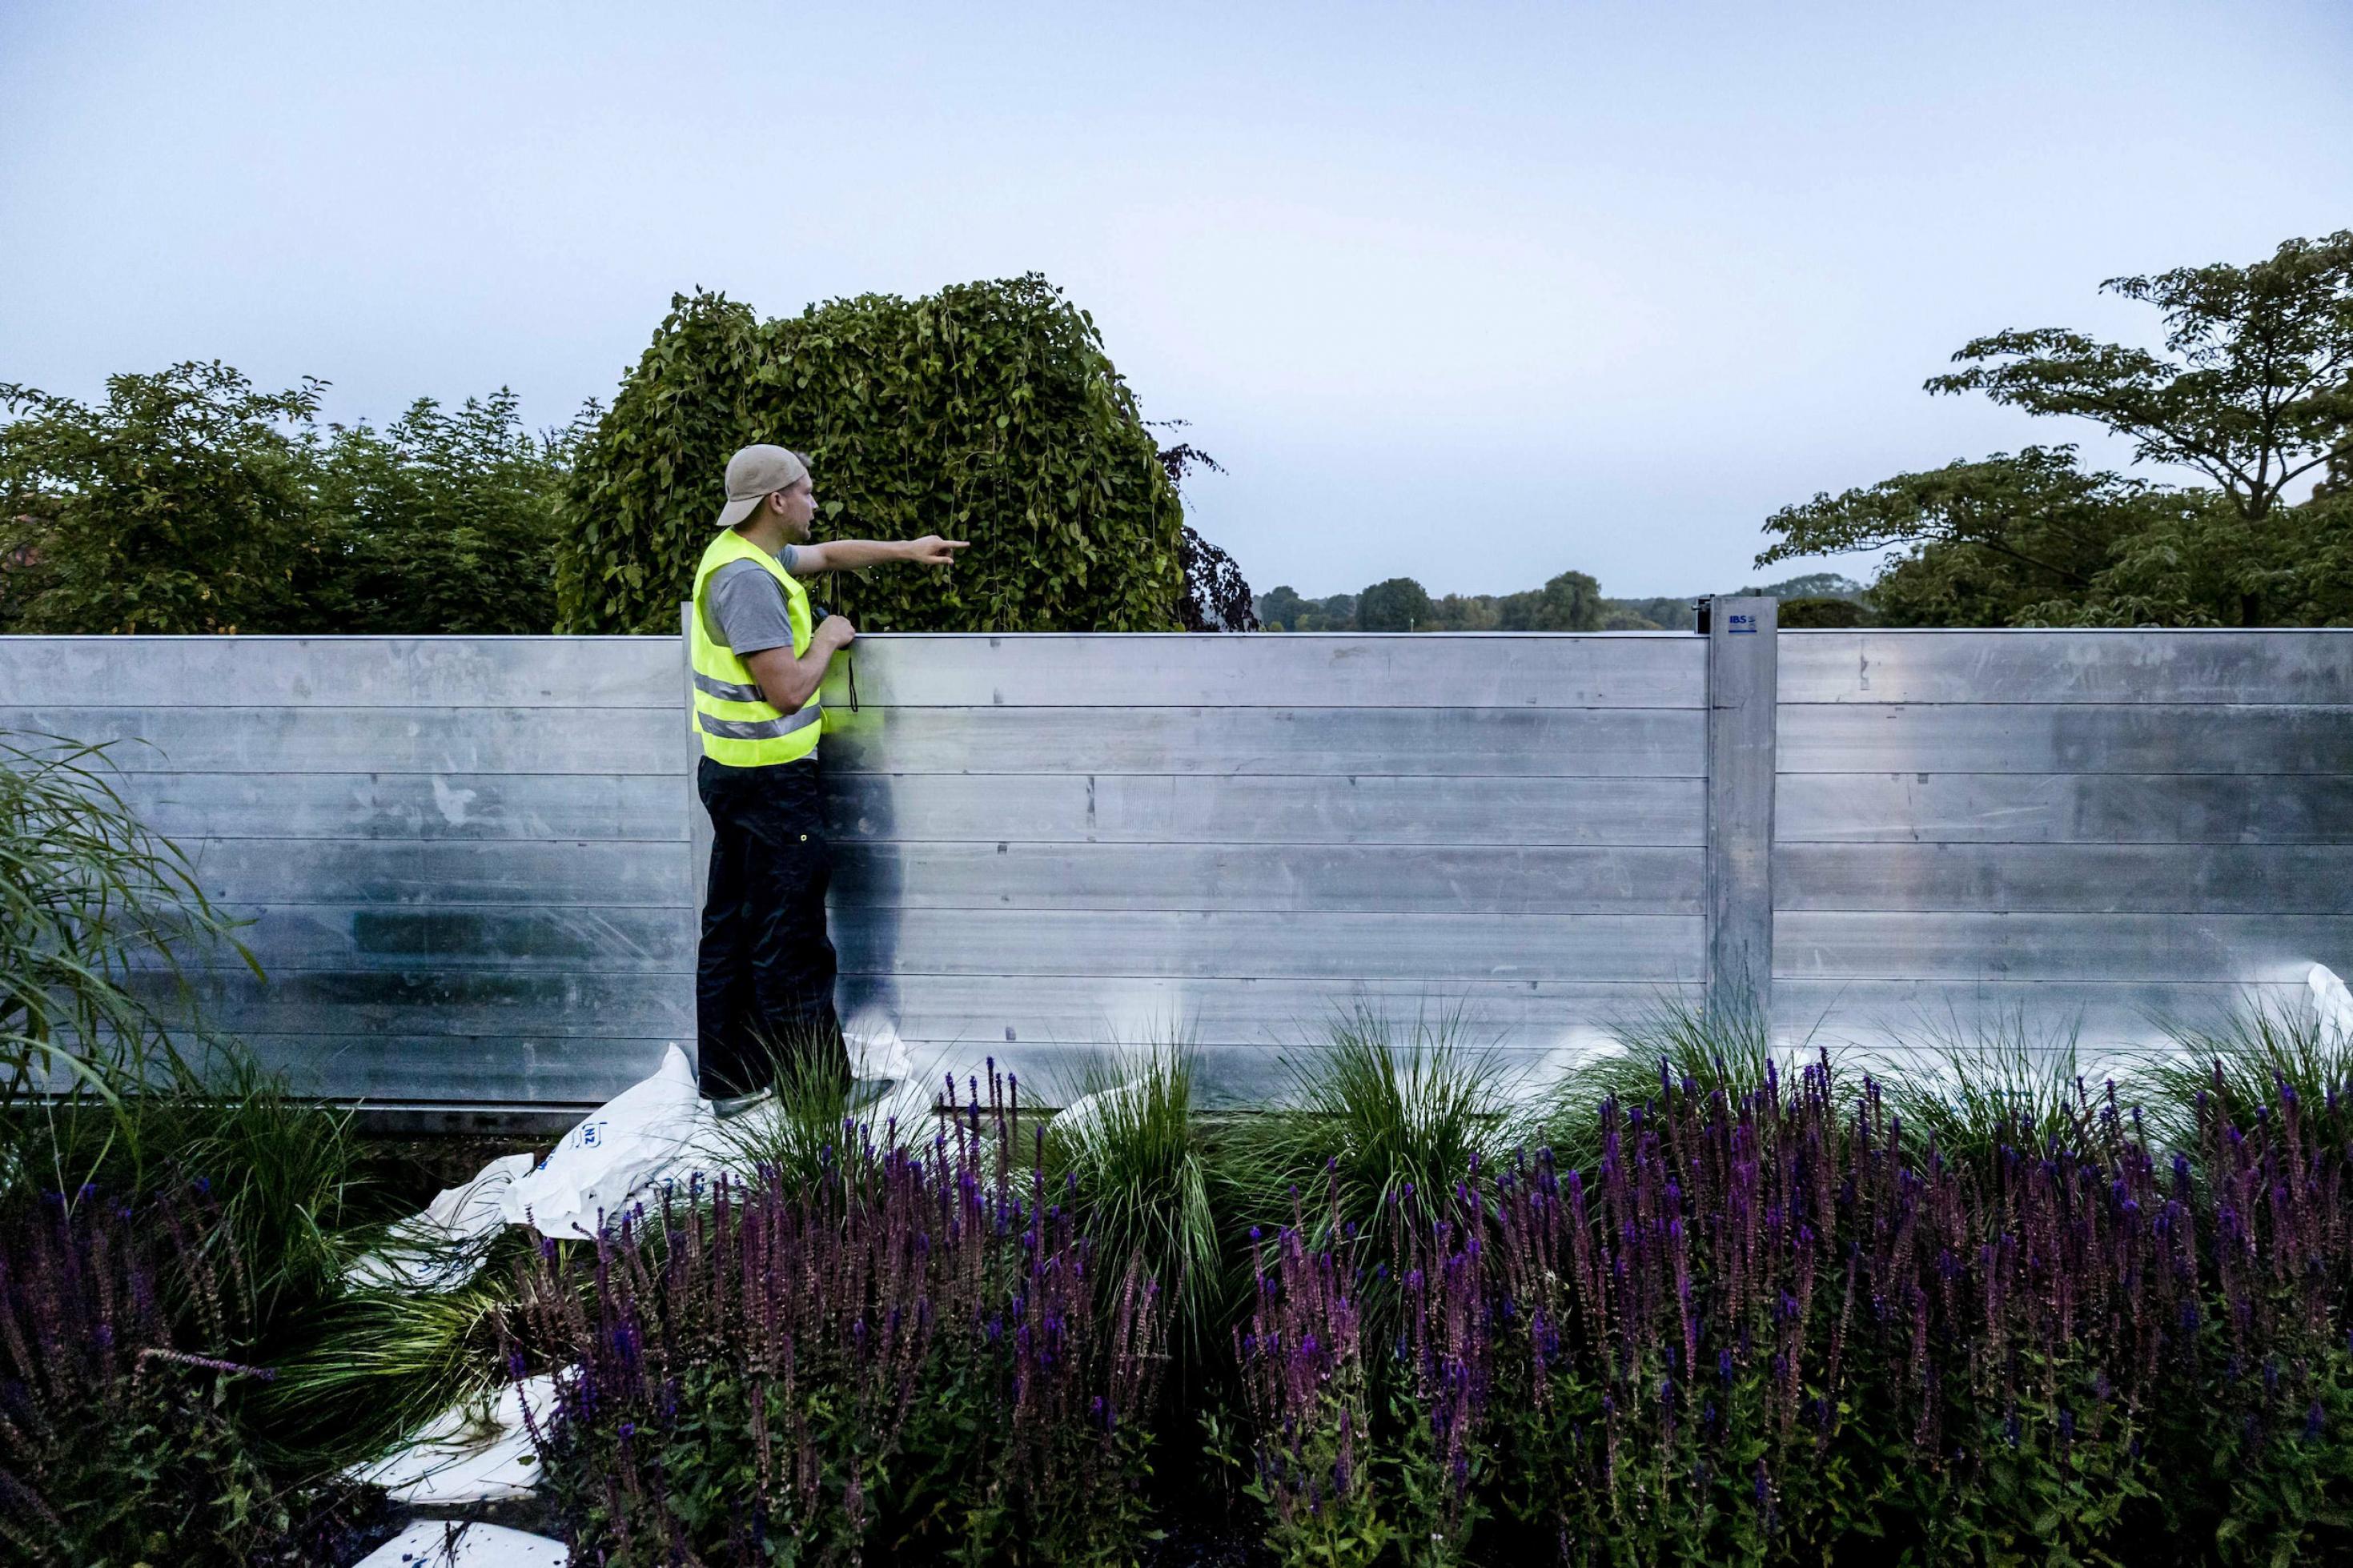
[351,1374,556,1506]
[351,1519,566,1567]
[499,1044,704,1239]
[2315,964,2353,1045]
[344,1152,537,1292]
[1048,1078,1146,1148]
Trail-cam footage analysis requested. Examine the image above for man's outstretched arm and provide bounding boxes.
[795,535,967,573]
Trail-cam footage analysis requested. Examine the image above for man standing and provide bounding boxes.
[690,443,966,1101]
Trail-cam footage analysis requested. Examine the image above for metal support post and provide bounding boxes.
[1704,596,1777,1023]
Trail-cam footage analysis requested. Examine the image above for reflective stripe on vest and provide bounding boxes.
[689,529,821,767]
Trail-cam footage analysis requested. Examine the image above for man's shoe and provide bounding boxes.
[712,1087,776,1121]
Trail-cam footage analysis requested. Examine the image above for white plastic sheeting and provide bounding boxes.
[352,1375,557,1506]
[345,1153,537,1292]
[497,1045,707,1241]
[351,1521,566,1567]
[2315,964,2353,1045]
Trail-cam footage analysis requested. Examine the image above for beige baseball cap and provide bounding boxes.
[715,444,809,529]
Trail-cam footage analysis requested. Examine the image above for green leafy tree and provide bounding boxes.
[1761,231,2353,627]
[1427,592,1502,631]
[557,275,1188,633]
[311,391,584,633]
[1355,575,1433,631]
[0,364,327,633]
[1929,231,2352,525]
[1498,568,1604,631]
[1255,583,1308,631]
[1760,446,2186,626]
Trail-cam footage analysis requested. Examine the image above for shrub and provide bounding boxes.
[0,1187,377,1565]
[307,389,585,634]
[1235,1183,1388,1568]
[1226,1049,2353,1566]
[555,276,1190,635]
[514,1065,1166,1566]
[0,365,325,635]
[2,731,363,1339]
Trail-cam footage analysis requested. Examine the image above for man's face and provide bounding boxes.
[773,478,817,539]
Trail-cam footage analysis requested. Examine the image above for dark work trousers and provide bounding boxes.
[694,755,848,1098]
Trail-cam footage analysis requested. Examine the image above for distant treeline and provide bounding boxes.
[1254,571,1868,632]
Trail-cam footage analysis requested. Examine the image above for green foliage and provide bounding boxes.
[1257,585,1359,631]
[1928,231,2353,524]
[1227,1006,1531,1253]
[1761,445,2194,626]
[263,1251,530,1471]
[1541,993,1778,1169]
[1872,1017,2119,1179]
[1,1193,383,1567]
[1501,568,1605,631]
[1355,575,1433,632]
[2144,1001,2353,1159]
[1263,571,1676,633]
[1775,596,1870,627]
[0,363,326,633]
[0,732,255,1110]
[1763,230,2353,628]
[308,391,587,633]
[0,363,583,635]
[556,275,1189,635]
[1044,1047,1224,1364]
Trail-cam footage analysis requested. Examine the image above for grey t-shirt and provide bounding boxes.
[705,543,802,656]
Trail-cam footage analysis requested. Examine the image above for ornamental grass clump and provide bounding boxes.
[1043,1046,1221,1364]
[514,1065,1166,1566]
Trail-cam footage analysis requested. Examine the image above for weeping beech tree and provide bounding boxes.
[556,275,1192,634]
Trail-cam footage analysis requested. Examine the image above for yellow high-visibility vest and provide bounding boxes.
[689,529,821,767]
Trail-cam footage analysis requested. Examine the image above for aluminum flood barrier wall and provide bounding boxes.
[3,624,2348,1109]
[1774,629,2353,1046]
[1,636,694,1108]
[820,632,1711,1102]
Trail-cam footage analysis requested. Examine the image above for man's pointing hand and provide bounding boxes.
[905,536,970,567]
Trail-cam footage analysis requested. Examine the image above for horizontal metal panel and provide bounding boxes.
[127,904,694,972]
[1777,772,2353,844]
[837,973,1701,1053]
[1779,704,2353,775]
[1775,979,2313,1053]
[1777,844,2353,914]
[825,772,1704,847]
[824,705,1705,777]
[230,1033,681,1105]
[833,842,1702,914]
[0,636,678,708]
[817,633,1705,709]
[135,969,693,1037]
[1775,912,2353,983]
[0,705,681,775]
[182,839,692,908]
[111,772,689,843]
[832,908,1703,981]
[1781,631,2353,705]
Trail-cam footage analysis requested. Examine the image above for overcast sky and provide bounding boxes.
[2,2,2347,599]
